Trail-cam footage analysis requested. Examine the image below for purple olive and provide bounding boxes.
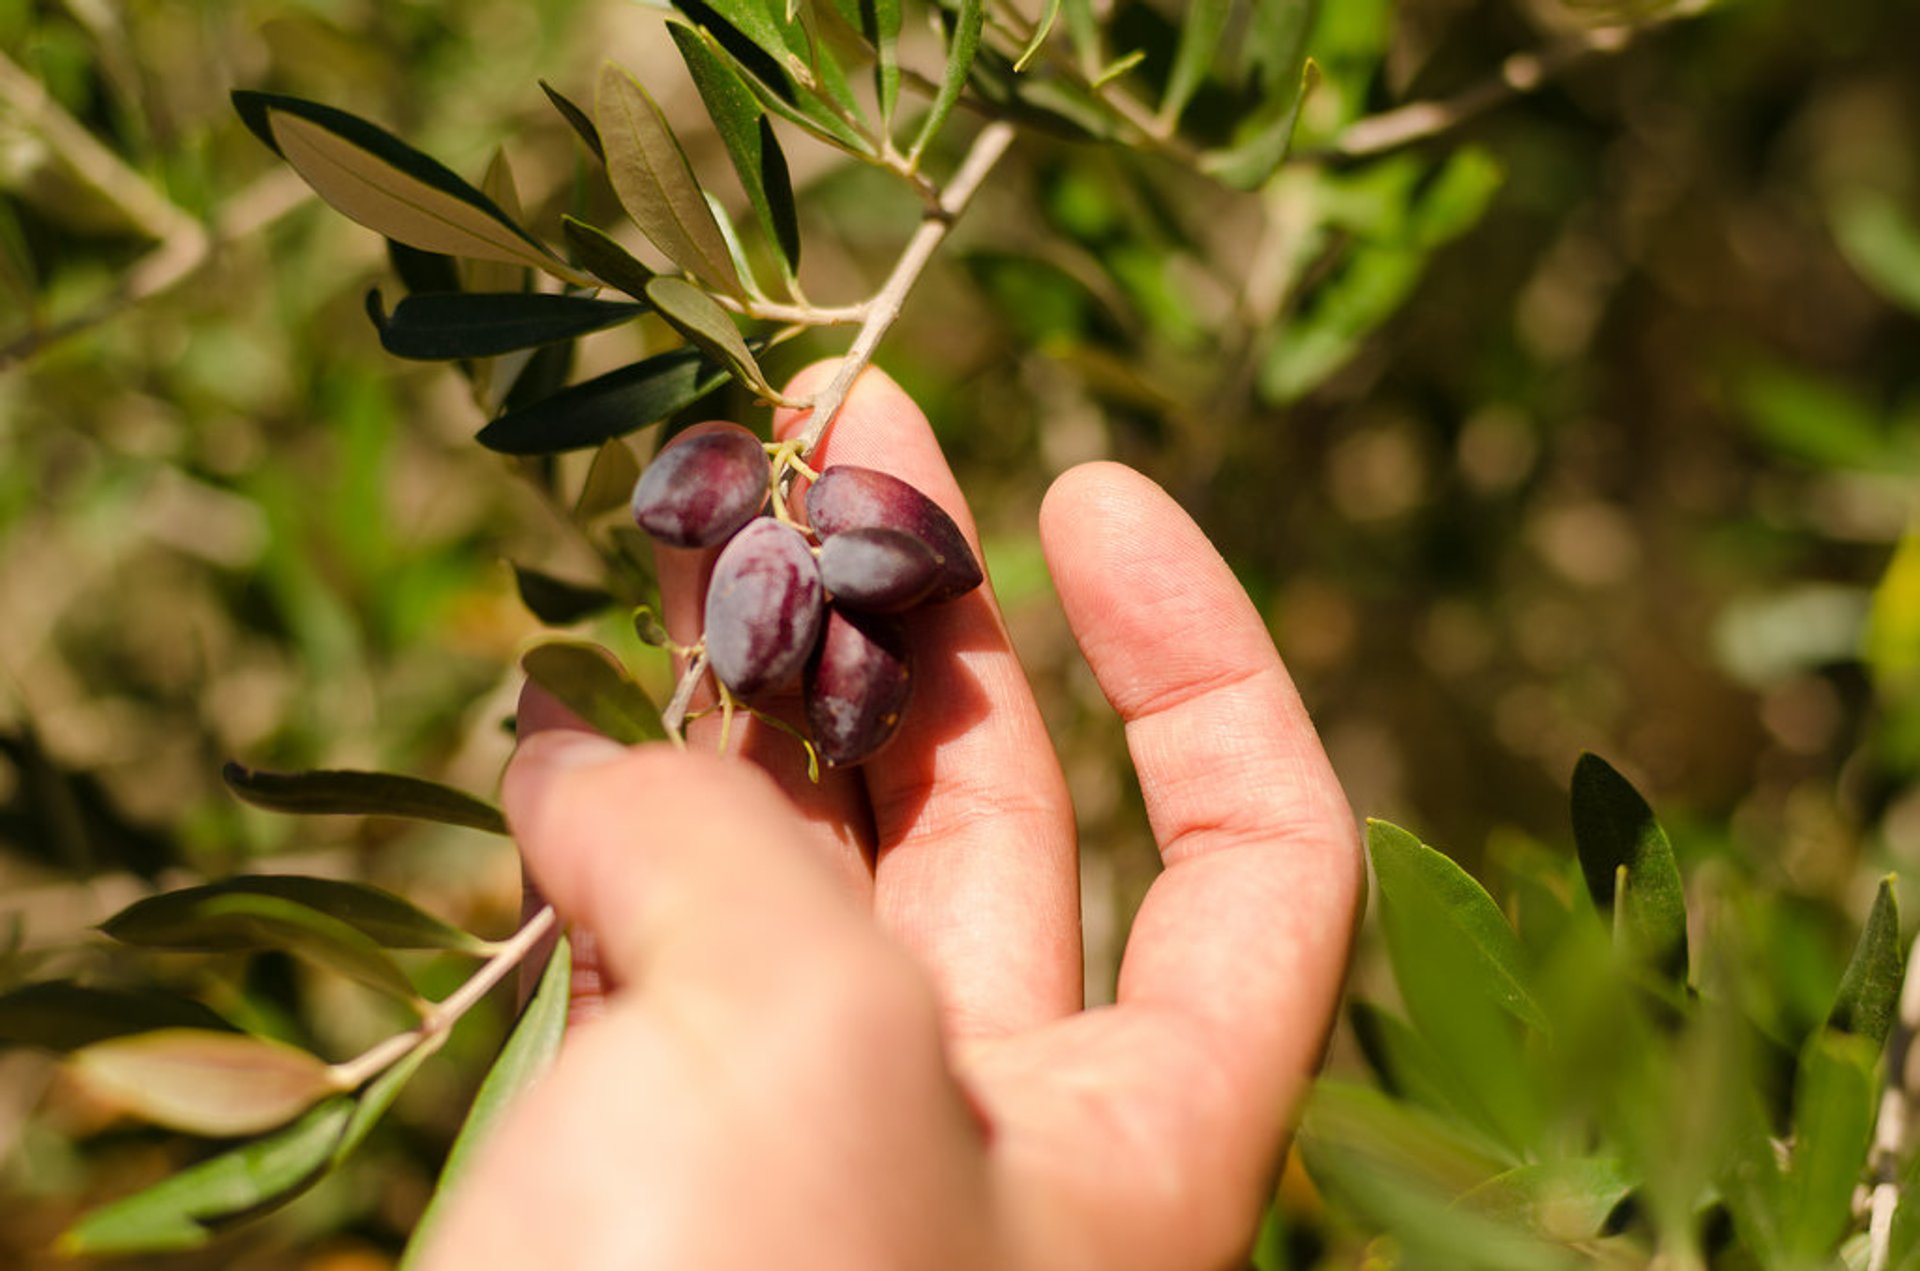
[817,527,942,613]
[631,424,769,548]
[703,518,823,698]
[805,607,912,767]
[804,466,982,603]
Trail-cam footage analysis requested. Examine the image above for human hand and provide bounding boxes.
[419,363,1363,1271]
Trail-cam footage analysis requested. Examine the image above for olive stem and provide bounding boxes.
[790,120,1018,461]
[326,904,559,1092]
[661,651,710,740]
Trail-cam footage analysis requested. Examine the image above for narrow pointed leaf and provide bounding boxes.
[1201,59,1318,191]
[1460,1158,1635,1243]
[398,937,570,1270]
[520,642,666,744]
[387,239,462,296]
[1368,820,1547,1031]
[670,22,802,272]
[561,216,657,298]
[511,563,618,625]
[1246,0,1319,94]
[336,1039,438,1161]
[71,1029,341,1137]
[871,0,902,121]
[105,876,489,954]
[475,346,731,455]
[60,1097,355,1254]
[1061,0,1101,73]
[646,277,777,400]
[1570,753,1689,985]
[1014,0,1064,71]
[540,79,604,161]
[231,92,588,286]
[596,63,743,294]
[1782,1029,1878,1261]
[370,291,645,360]
[467,149,529,296]
[1826,874,1902,1048]
[909,0,985,162]
[222,763,506,834]
[573,438,642,521]
[0,982,236,1053]
[1159,0,1228,124]
[103,891,421,1002]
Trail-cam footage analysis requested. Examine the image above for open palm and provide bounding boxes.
[422,362,1363,1270]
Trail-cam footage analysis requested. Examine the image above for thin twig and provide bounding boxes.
[1866,929,1920,1271]
[327,905,559,1092]
[661,651,709,741]
[1319,27,1633,160]
[792,120,1017,457]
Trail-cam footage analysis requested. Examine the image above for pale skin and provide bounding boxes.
[420,361,1364,1270]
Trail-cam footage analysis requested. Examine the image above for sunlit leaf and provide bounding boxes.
[1246,0,1319,94]
[1735,361,1911,473]
[368,290,645,360]
[336,1037,439,1161]
[1367,821,1547,1031]
[107,876,490,954]
[871,0,903,121]
[1410,146,1504,246]
[1203,59,1315,190]
[511,563,618,625]
[561,217,657,299]
[1348,997,1499,1137]
[573,438,643,522]
[909,0,984,162]
[1867,530,1920,689]
[475,346,731,454]
[1014,0,1063,72]
[1459,1158,1635,1244]
[521,642,666,744]
[596,62,744,294]
[1159,0,1228,125]
[541,79,605,162]
[1570,754,1689,986]
[1825,875,1902,1049]
[221,763,506,834]
[0,982,236,1052]
[60,1097,355,1254]
[670,21,802,273]
[1782,1029,1878,1261]
[103,891,423,1003]
[231,91,588,286]
[646,276,778,400]
[467,148,530,297]
[71,1029,342,1137]
[398,937,570,1270]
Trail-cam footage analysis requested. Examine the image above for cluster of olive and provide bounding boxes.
[628,425,982,767]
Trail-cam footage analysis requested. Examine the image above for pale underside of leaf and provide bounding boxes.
[71,1029,342,1137]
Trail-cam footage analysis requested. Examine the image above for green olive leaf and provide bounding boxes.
[573,437,643,522]
[1013,0,1064,71]
[1201,58,1318,191]
[645,276,781,401]
[561,216,658,299]
[511,562,619,626]
[521,642,667,744]
[70,1029,343,1137]
[1569,753,1690,987]
[540,79,605,162]
[1159,0,1229,125]
[398,936,570,1270]
[369,290,646,360]
[1825,874,1902,1049]
[1783,1029,1879,1261]
[595,62,744,295]
[670,21,802,273]
[105,876,490,954]
[221,763,506,834]
[909,0,985,163]
[476,345,733,455]
[0,982,237,1053]
[231,91,589,287]
[870,0,903,122]
[102,891,423,1003]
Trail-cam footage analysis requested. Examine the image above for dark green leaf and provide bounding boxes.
[561,216,657,299]
[0,982,236,1053]
[1159,0,1228,125]
[230,91,587,286]
[909,0,985,162]
[596,62,744,294]
[369,290,644,360]
[521,642,666,744]
[1569,753,1689,986]
[645,276,777,400]
[670,22,802,275]
[675,18,871,153]
[1782,1029,1878,1261]
[1246,0,1319,95]
[60,1096,355,1254]
[105,876,489,954]
[221,762,506,834]
[103,892,422,1003]
[1458,1158,1635,1244]
[1827,874,1902,1049]
[398,936,570,1270]
[70,1029,342,1136]
[386,239,462,296]
[540,79,605,162]
[1201,59,1317,191]
[1368,820,1547,1031]
[573,438,643,522]
[511,563,618,625]
[475,346,731,455]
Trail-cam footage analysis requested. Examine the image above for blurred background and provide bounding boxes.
[0,0,1915,1264]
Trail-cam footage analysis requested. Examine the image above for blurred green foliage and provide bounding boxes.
[0,0,1916,1263]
